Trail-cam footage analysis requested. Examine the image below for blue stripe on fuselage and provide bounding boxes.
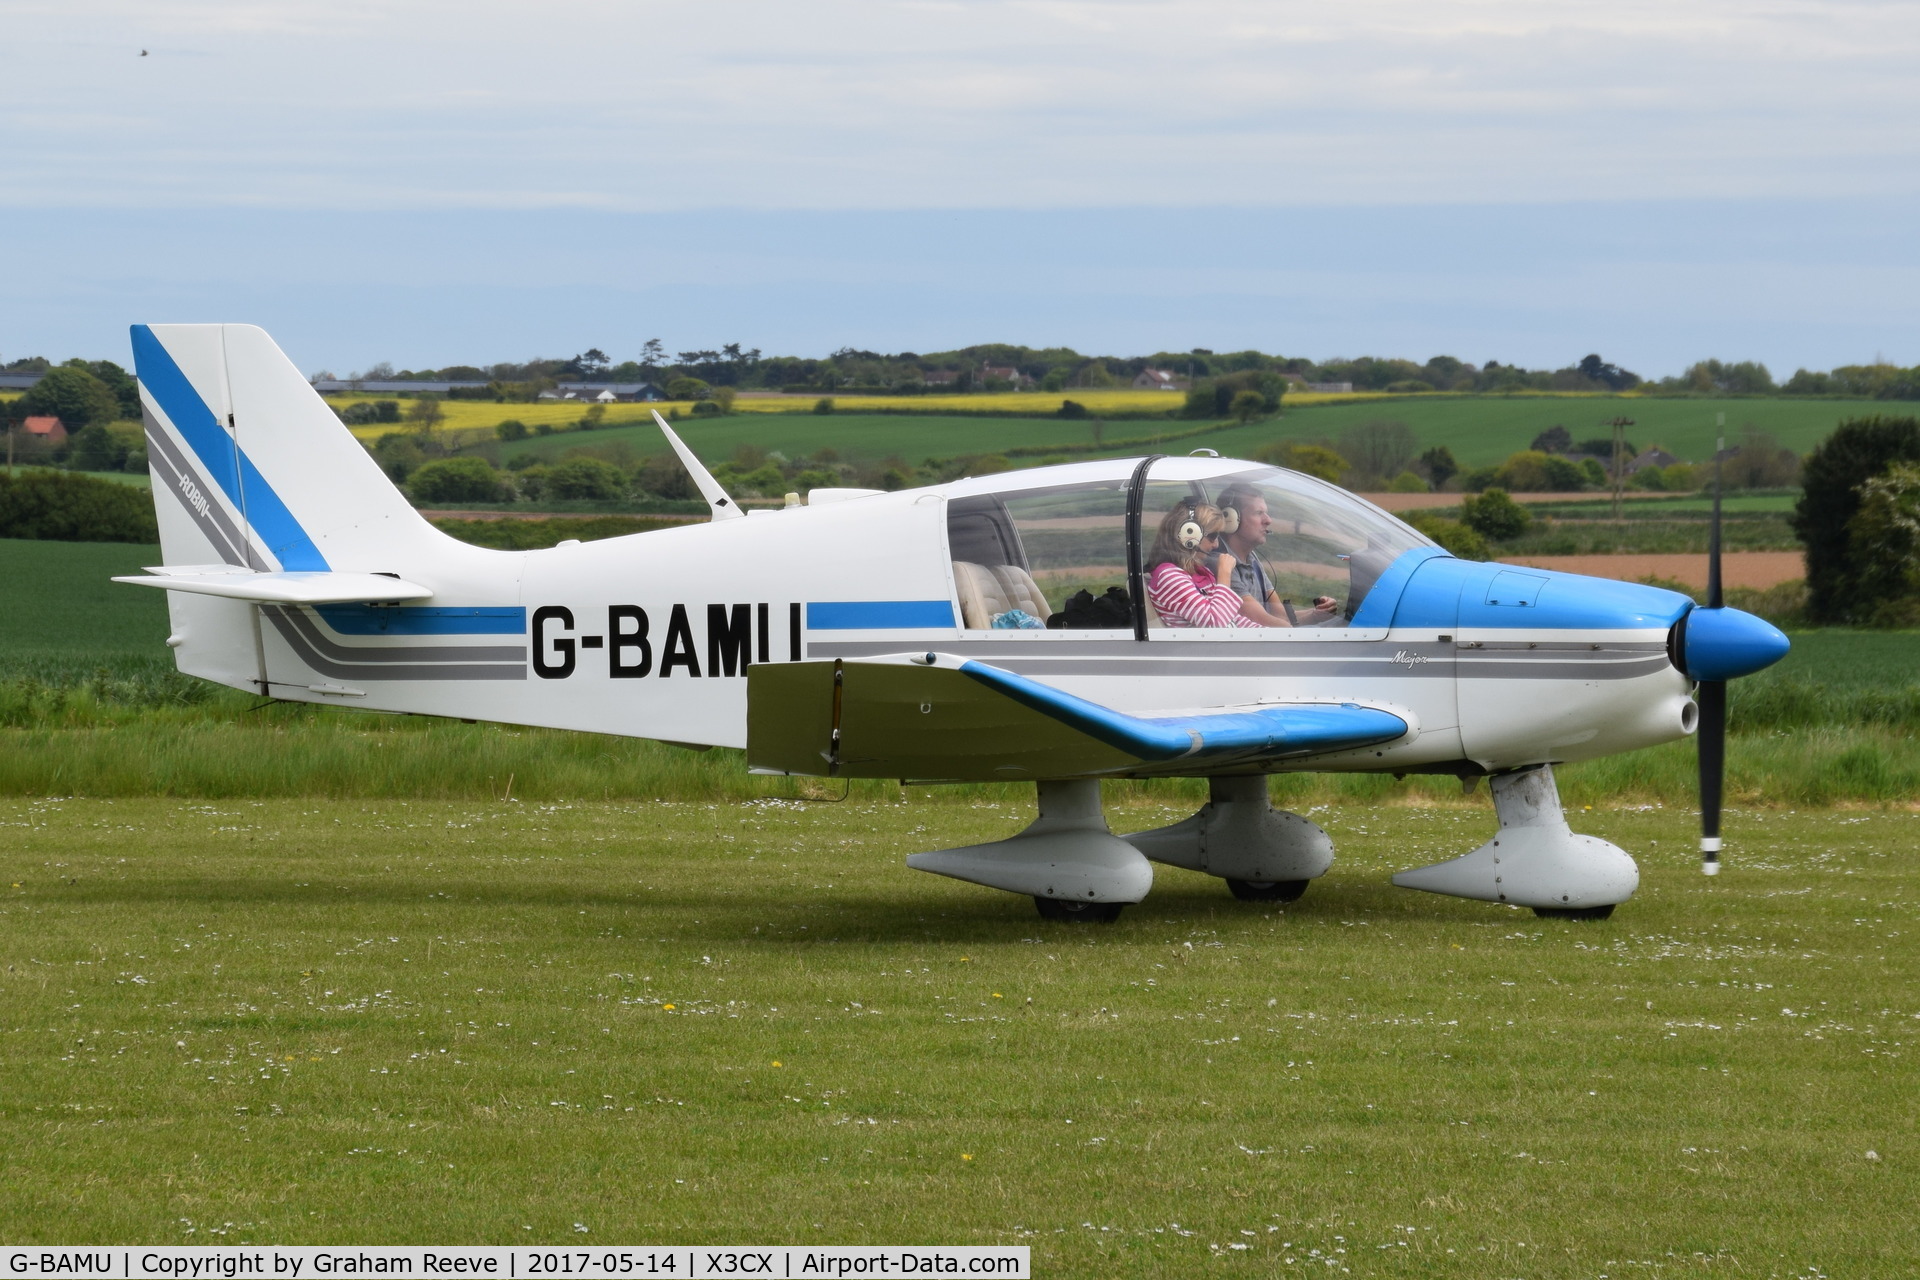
[808,600,956,629]
[130,324,329,572]
[314,605,528,635]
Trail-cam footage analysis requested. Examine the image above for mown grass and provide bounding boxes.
[0,798,1913,1275]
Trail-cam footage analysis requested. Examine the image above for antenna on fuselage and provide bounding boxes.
[652,410,745,522]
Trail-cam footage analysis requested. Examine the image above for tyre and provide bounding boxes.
[1034,897,1125,924]
[1533,904,1615,921]
[1225,878,1310,903]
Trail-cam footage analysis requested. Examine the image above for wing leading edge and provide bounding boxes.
[746,653,1410,781]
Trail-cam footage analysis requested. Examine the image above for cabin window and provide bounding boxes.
[946,479,1132,630]
[1140,463,1431,630]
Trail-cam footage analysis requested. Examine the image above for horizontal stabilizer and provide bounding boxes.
[114,568,433,604]
[748,652,1410,781]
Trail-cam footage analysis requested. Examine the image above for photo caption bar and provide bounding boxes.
[2,1248,1028,1280]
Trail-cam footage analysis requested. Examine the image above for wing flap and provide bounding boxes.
[113,569,433,604]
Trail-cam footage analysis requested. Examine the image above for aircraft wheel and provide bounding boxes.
[1034,897,1124,924]
[1226,878,1310,903]
[1533,904,1616,921]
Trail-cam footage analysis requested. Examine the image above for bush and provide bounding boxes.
[665,376,711,401]
[1460,488,1531,541]
[1230,390,1267,423]
[543,457,627,501]
[0,470,158,542]
[1492,450,1552,491]
[1405,513,1489,560]
[1839,461,1920,625]
[340,400,402,426]
[407,457,507,504]
[67,423,131,472]
[1057,399,1088,420]
[495,419,529,441]
[691,401,721,416]
[1253,441,1346,483]
[1337,420,1418,485]
[1387,470,1428,493]
[1460,466,1499,493]
[1793,416,1920,623]
[1418,445,1458,490]
[813,398,835,415]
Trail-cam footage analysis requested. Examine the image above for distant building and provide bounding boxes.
[980,364,1032,388]
[922,370,961,387]
[1627,448,1678,474]
[553,382,662,403]
[22,415,66,443]
[0,373,45,391]
[1133,368,1188,392]
[1303,381,1354,394]
[311,379,490,394]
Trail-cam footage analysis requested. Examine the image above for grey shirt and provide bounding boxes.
[1228,552,1271,603]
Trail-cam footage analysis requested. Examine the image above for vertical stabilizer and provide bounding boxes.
[132,323,449,571]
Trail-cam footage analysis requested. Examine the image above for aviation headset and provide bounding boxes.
[1175,501,1240,550]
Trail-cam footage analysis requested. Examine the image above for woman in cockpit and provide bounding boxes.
[1145,501,1260,628]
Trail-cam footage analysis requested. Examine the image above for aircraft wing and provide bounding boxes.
[747,653,1410,782]
[113,567,433,604]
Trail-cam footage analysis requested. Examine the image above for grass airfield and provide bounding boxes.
[3,796,1913,1275]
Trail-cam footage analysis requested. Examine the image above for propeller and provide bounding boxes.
[1699,428,1726,876]
[1670,419,1790,876]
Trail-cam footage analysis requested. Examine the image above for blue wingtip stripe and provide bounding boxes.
[958,659,1408,762]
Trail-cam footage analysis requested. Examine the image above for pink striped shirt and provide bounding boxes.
[1147,562,1258,628]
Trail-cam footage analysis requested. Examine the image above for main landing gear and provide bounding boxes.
[905,776,1334,922]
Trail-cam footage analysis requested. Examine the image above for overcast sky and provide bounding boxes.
[5,0,1918,372]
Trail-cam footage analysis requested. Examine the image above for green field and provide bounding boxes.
[1197,397,1883,471]
[495,413,1167,470]
[482,396,1887,477]
[1,798,1914,1274]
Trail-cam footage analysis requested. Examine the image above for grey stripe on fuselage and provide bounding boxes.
[262,608,527,681]
[144,416,255,568]
[277,607,527,664]
[811,637,1669,682]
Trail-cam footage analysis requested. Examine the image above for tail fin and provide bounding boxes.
[132,323,440,572]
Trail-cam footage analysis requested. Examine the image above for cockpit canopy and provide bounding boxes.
[942,456,1434,631]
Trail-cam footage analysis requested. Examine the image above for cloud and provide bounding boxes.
[5,0,1919,209]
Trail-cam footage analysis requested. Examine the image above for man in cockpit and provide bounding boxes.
[1215,485,1338,626]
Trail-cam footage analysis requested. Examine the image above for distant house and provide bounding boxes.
[1133,368,1187,392]
[555,382,662,403]
[1627,448,1678,474]
[1303,381,1354,394]
[980,364,1032,388]
[22,415,66,443]
[922,370,961,387]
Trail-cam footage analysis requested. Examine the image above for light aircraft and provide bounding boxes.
[118,324,1790,922]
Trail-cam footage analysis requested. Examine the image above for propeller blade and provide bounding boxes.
[1698,678,1725,875]
[1707,425,1725,610]
[1701,417,1726,873]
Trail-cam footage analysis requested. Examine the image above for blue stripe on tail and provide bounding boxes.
[131,324,329,572]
